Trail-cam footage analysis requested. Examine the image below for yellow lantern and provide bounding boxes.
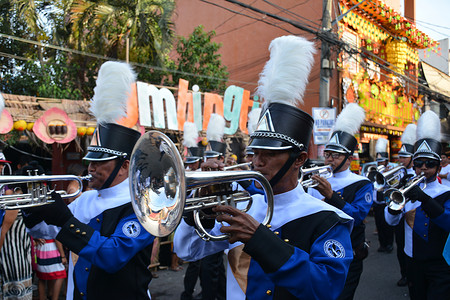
[201,137,208,146]
[77,127,87,137]
[86,127,96,136]
[14,120,27,131]
[26,122,34,131]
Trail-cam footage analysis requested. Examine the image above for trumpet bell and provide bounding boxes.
[129,131,187,238]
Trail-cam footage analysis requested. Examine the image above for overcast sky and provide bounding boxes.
[415,0,450,41]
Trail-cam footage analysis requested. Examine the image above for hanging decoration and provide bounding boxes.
[33,107,77,144]
[13,120,27,131]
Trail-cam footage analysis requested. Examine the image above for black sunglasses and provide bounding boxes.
[413,160,439,169]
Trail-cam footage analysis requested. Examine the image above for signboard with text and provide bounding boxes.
[312,107,336,145]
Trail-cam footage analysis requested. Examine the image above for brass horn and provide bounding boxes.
[384,173,426,211]
[0,174,91,210]
[299,165,333,188]
[367,165,408,191]
[129,131,274,242]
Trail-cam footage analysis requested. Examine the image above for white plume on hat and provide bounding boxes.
[183,122,199,148]
[206,113,225,142]
[0,93,5,114]
[90,61,136,124]
[375,138,388,153]
[247,108,262,135]
[401,123,417,145]
[417,110,441,141]
[256,35,316,108]
[334,103,365,135]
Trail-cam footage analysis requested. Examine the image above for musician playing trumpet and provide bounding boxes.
[308,103,373,300]
[385,111,450,300]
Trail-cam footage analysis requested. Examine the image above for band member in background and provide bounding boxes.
[372,138,395,253]
[174,35,354,299]
[394,123,417,287]
[385,110,450,300]
[23,61,155,299]
[308,103,373,300]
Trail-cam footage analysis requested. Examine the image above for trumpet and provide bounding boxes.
[129,131,274,242]
[0,174,91,210]
[384,173,426,211]
[367,165,407,191]
[299,165,333,188]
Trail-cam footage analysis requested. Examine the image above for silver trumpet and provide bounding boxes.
[299,165,333,188]
[0,174,91,210]
[129,131,274,242]
[384,173,426,211]
[367,165,407,191]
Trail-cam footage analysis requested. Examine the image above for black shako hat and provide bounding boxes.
[249,102,313,152]
[325,131,357,154]
[84,123,141,162]
[414,138,442,161]
[398,124,416,157]
[209,141,226,155]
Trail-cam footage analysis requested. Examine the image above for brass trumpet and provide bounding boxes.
[299,165,333,188]
[129,131,274,242]
[0,174,91,210]
[367,165,407,191]
[384,173,426,211]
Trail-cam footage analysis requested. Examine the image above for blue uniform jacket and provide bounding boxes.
[174,184,354,300]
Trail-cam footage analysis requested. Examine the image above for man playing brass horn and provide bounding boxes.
[385,111,450,300]
[307,103,373,300]
[174,35,354,300]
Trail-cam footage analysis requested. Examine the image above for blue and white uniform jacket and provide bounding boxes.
[308,169,373,248]
[385,179,450,260]
[174,183,354,300]
[31,179,154,300]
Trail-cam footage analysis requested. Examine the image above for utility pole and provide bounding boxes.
[319,0,332,108]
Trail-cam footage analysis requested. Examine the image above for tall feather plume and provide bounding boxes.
[90,61,136,124]
[256,35,316,107]
[376,138,388,153]
[401,123,417,145]
[417,110,441,140]
[334,103,365,135]
[183,122,199,148]
[247,108,262,135]
[0,93,5,115]
[206,113,225,142]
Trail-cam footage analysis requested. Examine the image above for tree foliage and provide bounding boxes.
[171,25,229,93]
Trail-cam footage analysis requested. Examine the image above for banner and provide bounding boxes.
[312,107,336,145]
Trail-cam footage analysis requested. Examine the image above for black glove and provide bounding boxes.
[22,209,44,228]
[24,192,73,227]
[404,185,431,203]
[387,207,402,215]
[398,174,414,189]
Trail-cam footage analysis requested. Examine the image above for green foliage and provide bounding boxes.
[171,25,229,93]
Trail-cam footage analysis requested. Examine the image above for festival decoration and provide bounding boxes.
[77,127,87,137]
[14,120,27,131]
[33,107,77,144]
[26,122,34,131]
[86,127,96,136]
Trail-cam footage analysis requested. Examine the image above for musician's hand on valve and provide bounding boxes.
[311,175,333,199]
[213,205,259,244]
[201,159,224,171]
[404,185,431,203]
[24,192,73,227]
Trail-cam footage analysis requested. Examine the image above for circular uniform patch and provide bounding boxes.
[122,221,141,238]
[365,192,373,203]
[324,239,345,258]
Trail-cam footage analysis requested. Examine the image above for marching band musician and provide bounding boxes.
[174,35,354,300]
[307,103,373,300]
[372,138,395,253]
[385,110,450,300]
[23,62,155,300]
[394,123,417,287]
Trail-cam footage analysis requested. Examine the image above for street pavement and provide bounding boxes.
[149,214,410,300]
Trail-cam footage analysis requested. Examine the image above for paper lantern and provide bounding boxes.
[14,120,27,131]
[86,127,95,136]
[26,122,34,131]
[77,127,87,137]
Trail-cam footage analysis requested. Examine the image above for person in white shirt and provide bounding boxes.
[439,153,450,186]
